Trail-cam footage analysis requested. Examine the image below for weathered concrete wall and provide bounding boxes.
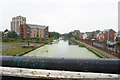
[0,66,119,80]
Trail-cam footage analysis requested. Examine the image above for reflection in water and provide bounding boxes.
[68,40,76,45]
[24,40,99,58]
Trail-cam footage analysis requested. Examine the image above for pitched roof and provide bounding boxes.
[4,32,8,35]
[102,29,111,33]
[79,33,84,35]
[99,29,113,34]
[26,24,47,29]
[13,15,26,19]
[74,30,80,33]
[85,32,93,35]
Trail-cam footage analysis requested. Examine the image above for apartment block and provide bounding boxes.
[11,15,26,34]
[19,24,49,39]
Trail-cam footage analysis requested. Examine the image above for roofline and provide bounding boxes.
[26,24,48,27]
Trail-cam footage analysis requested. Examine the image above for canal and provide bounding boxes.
[24,39,99,58]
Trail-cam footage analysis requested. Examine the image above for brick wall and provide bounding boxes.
[98,29,116,42]
[19,24,31,38]
[19,24,49,39]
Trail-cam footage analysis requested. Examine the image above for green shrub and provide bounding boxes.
[7,31,18,38]
[49,38,53,42]
[22,38,26,40]
[9,38,15,42]
[79,44,85,47]
[69,39,79,45]
[2,37,9,42]
[36,37,40,41]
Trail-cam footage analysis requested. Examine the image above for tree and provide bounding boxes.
[4,29,9,33]
[92,30,101,39]
[49,32,61,39]
[36,37,40,41]
[115,37,120,41]
[2,36,9,42]
[73,35,80,40]
[7,31,18,38]
[95,30,101,33]
[61,32,73,39]
[68,32,73,38]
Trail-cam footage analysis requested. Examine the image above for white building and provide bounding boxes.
[11,15,26,34]
[83,32,93,40]
[83,33,87,39]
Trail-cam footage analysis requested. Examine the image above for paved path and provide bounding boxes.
[77,40,119,59]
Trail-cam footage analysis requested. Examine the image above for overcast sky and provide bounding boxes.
[0,0,120,34]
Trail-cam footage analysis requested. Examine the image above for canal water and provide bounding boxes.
[24,40,99,58]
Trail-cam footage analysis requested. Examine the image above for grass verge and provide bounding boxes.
[68,39,85,47]
[2,42,43,56]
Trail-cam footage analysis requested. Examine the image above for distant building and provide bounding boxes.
[93,32,98,39]
[19,24,48,39]
[86,32,93,39]
[83,32,93,40]
[96,33,100,40]
[79,33,84,39]
[98,29,116,42]
[11,15,26,34]
[83,33,87,40]
[114,30,120,41]
[72,30,80,35]
[61,36,65,39]
[4,32,8,36]
[3,30,9,36]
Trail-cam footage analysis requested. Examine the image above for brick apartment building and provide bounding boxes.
[19,24,49,39]
[97,29,116,42]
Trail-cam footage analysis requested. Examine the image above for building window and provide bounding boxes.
[37,28,39,37]
[34,29,35,37]
[27,34,29,38]
[27,28,29,38]
[110,35,112,37]
[40,29,41,37]
[46,29,47,38]
[27,28,29,31]
[21,28,24,38]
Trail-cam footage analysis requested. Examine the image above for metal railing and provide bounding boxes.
[0,56,120,80]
